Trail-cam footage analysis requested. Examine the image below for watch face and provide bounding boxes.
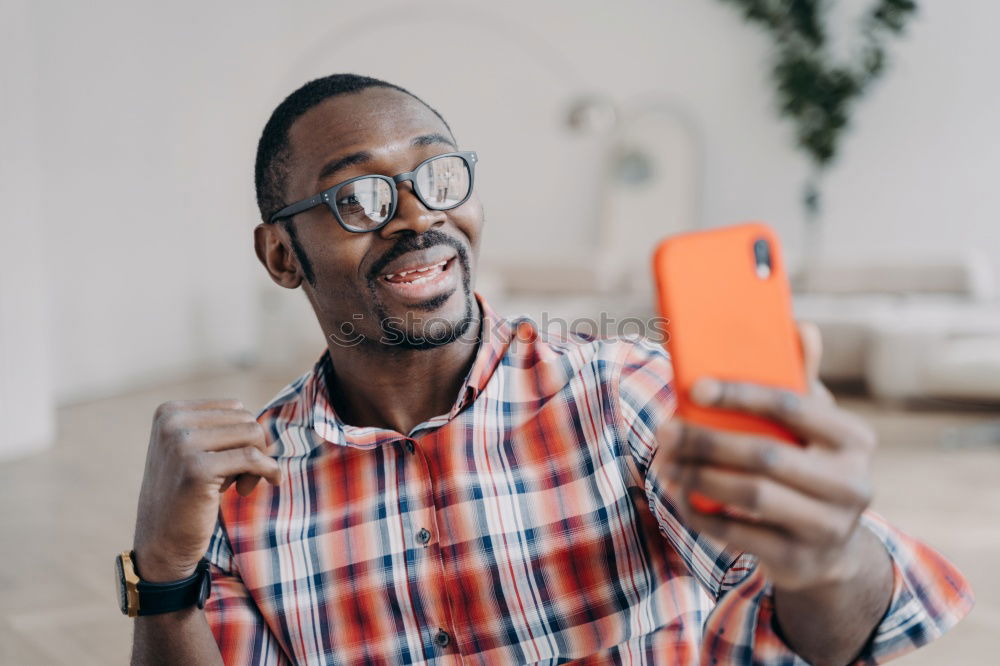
[115,555,128,615]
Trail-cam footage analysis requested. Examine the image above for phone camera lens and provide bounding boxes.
[753,238,772,279]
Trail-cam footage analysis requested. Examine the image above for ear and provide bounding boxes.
[254,222,303,289]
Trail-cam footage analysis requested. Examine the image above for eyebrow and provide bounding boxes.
[315,133,458,183]
[316,151,372,182]
[411,133,457,149]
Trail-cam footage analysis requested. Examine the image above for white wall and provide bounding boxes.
[0,0,55,459]
[6,0,1000,406]
[822,1,1000,260]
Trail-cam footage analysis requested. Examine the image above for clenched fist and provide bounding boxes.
[132,400,282,582]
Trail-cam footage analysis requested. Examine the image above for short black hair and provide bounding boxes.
[254,73,451,222]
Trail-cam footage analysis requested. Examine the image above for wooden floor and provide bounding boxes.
[1,363,997,665]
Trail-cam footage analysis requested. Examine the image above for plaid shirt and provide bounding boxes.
[206,295,973,665]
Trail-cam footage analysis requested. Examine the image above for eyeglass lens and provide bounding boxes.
[415,155,470,209]
[334,155,472,230]
[336,179,394,229]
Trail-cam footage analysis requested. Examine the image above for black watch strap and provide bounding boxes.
[135,557,212,616]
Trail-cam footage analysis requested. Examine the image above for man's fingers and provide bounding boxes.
[208,447,281,487]
[182,421,268,453]
[156,399,245,419]
[166,415,277,497]
[656,423,873,506]
[165,408,257,428]
[681,506,800,568]
[669,464,860,545]
[687,380,876,451]
[220,472,270,495]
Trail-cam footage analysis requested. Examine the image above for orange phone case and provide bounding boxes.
[652,222,807,513]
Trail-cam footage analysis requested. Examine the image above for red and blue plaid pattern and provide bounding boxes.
[205,295,973,664]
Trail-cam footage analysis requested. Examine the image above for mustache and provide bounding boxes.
[366,230,469,281]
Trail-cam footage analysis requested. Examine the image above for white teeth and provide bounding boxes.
[383,260,448,281]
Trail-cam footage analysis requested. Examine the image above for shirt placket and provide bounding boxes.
[399,434,464,664]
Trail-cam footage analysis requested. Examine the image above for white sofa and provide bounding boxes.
[792,252,1000,403]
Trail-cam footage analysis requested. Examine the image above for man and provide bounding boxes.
[125,74,972,665]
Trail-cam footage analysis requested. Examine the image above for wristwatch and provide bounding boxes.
[115,550,212,618]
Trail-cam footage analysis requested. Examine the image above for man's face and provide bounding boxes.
[268,87,484,350]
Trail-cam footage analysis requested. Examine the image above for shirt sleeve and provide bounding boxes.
[614,338,975,664]
[204,517,291,666]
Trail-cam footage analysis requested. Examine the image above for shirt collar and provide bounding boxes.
[304,292,512,447]
[453,292,512,413]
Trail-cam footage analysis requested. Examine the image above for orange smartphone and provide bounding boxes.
[652,222,807,514]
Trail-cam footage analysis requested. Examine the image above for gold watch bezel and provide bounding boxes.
[118,550,141,618]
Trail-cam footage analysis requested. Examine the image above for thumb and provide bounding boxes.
[796,320,823,386]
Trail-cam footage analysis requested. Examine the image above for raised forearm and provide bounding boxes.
[774,526,894,666]
[129,400,281,666]
[131,606,224,666]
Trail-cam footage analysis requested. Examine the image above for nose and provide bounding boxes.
[378,182,447,239]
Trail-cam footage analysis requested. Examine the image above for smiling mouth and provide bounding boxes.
[380,257,455,285]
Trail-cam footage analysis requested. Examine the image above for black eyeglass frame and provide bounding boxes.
[267,150,479,233]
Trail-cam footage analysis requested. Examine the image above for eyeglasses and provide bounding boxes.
[268,151,478,233]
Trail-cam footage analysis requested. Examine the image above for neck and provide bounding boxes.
[323,312,482,435]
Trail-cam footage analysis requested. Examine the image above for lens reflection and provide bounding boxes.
[416,156,470,209]
[336,178,394,229]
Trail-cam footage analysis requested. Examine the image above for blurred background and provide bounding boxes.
[1,0,998,663]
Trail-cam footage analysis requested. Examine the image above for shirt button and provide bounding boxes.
[404,439,415,454]
[416,528,431,545]
[433,629,451,648]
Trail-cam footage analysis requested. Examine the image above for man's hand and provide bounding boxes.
[650,322,879,592]
[132,400,282,582]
